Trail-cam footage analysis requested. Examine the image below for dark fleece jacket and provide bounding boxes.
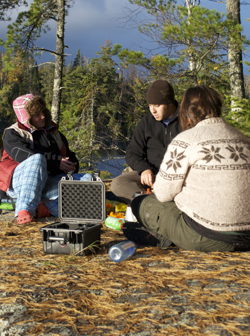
[0,121,79,191]
[126,103,181,175]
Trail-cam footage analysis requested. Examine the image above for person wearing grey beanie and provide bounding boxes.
[111,80,181,204]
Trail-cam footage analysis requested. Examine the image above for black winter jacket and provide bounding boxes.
[126,103,181,175]
[3,122,79,177]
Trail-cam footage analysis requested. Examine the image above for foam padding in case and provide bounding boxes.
[59,180,106,223]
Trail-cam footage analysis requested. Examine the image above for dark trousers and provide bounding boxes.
[111,171,149,204]
[132,194,236,253]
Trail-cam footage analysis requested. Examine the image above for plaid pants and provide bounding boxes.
[7,154,92,217]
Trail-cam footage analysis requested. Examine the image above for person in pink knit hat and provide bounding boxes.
[0,94,92,224]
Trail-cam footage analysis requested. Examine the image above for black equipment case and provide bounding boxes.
[40,173,105,255]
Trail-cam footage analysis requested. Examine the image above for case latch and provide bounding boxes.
[60,171,73,181]
[93,172,101,181]
[60,170,74,181]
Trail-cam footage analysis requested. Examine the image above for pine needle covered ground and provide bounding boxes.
[1,183,250,336]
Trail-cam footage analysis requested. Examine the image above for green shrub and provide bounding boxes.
[223,96,250,138]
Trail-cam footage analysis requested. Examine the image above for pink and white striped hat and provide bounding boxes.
[12,94,35,128]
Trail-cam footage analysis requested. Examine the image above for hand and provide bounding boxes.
[59,157,77,174]
[141,169,155,187]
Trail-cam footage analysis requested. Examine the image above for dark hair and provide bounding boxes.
[25,96,52,128]
[179,85,222,131]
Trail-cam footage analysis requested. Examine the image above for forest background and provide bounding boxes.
[0,0,250,178]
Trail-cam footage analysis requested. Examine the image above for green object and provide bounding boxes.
[0,203,15,210]
[105,217,125,231]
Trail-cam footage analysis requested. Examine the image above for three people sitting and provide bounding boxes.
[1,84,250,253]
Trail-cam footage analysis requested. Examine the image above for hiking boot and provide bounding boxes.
[122,221,172,248]
[36,202,51,218]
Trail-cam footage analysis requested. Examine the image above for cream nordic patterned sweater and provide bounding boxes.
[154,117,250,232]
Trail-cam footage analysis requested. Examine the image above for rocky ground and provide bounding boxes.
[1,208,250,336]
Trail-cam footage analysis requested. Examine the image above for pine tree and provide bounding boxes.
[0,1,27,21]
[0,51,4,89]
[3,0,74,124]
[60,41,140,168]
[119,0,247,92]
[39,62,56,107]
[72,49,82,69]
[30,61,42,94]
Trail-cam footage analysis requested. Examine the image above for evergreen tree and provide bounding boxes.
[60,41,142,168]
[80,54,84,67]
[0,1,27,21]
[245,75,250,99]
[0,51,4,89]
[3,0,74,123]
[67,61,73,73]
[223,96,250,138]
[118,0,247,93]
[30,61,42,94]
[79,41,123,150]
[0,83,19,132]
[39,62,56,107]
[114,64,149,141]
[72,49,83,69]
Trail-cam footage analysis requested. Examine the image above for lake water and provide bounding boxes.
[93,151,126,178]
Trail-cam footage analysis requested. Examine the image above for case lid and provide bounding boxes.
[58,178,106,224]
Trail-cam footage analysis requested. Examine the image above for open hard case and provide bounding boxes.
[40,173,105,255]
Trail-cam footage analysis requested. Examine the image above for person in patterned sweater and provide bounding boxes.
[123,85,250,252]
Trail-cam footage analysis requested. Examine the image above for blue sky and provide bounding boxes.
[0,0,145,65]
[0,0,249,72]
[37,0,144,64]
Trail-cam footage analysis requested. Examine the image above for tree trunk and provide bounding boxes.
[226,0,245,104]
[51,0,65,124]
[186,0,198,84]
[90,89,94,153]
